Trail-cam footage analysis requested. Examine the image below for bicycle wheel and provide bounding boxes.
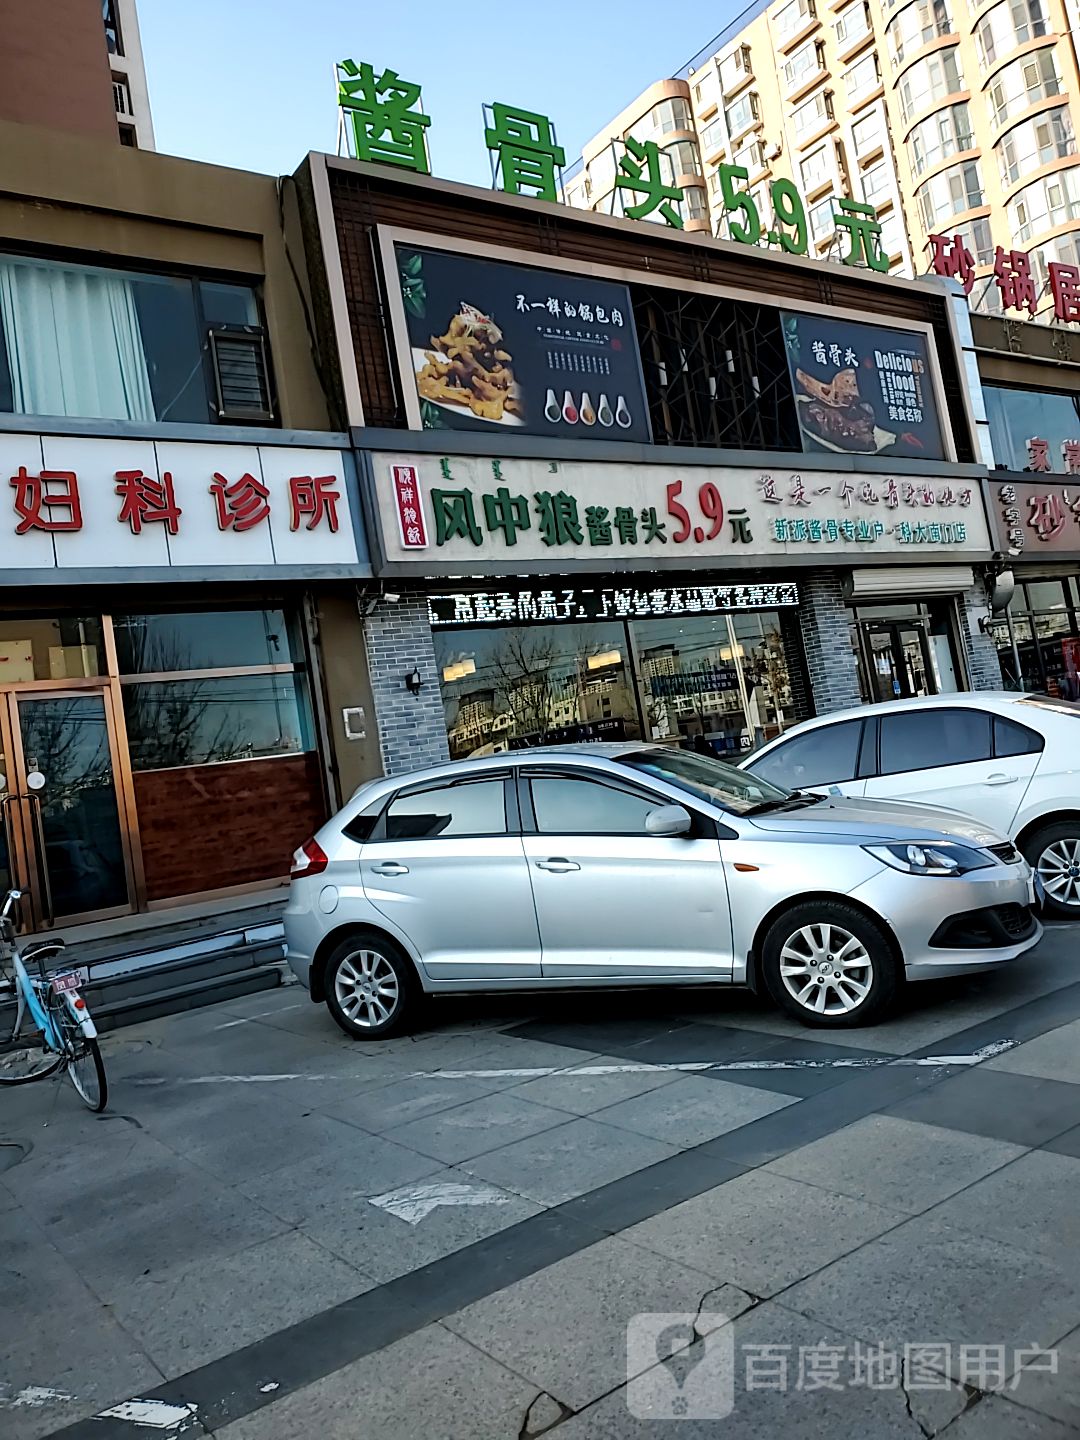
[66,1037,107,1112]
[49,996,107,1112]
[0,1042,64,1085]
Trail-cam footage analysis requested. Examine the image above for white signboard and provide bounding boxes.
[0,434,361,573]
[373,452,992,570]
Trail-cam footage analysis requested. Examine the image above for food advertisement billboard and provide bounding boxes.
[781,312,945,462]
[394,244,651,441]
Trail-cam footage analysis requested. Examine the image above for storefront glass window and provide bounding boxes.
[0,615,105,681]
[985,384,1080,472]
[434,611,798,760]
[113,608,300,674]
[121,674,313,771]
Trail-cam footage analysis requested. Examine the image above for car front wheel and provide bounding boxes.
[761,901,899,1027]
[1023,821,1080,920]
[324,936,416,1040]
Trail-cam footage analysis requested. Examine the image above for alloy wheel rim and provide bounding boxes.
[1037,838,1080,907]
[779,922,872,1016]
[335,950,399,1028]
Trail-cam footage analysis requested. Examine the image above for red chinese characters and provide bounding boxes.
[11,468,83,532]
[116,470,182,534]
[928,233,975,295]
[1027,437,1052,473]
[1050,263,1080,324]
[209,472,272,532]
[391,464,428,548]
[994,247,1038,318]
[289,474,340,532]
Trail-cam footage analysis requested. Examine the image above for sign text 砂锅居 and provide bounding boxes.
[375,453,992,571]
[0,435,360,573]
[991,477,1080,558]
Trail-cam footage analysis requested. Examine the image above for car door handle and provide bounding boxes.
[985,773,1019,786]
[371,862,410,876]
[535,858,581,873]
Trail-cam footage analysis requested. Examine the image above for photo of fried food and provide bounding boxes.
[415,302,523,423]
[794,365,884,453]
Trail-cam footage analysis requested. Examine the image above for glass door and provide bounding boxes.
[859,621,938,703]
[1,690,134,928]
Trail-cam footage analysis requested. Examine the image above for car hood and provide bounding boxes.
[745,794,1008,847]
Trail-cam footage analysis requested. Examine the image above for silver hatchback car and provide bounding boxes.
[284,744,1041,1039]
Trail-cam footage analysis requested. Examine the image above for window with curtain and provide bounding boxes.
[0,256,266,426]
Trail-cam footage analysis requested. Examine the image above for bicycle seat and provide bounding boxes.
[22,938,65,959]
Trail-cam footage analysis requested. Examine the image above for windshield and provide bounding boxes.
[617,747,792,815]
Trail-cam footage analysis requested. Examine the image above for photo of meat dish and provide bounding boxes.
[414,302,523,424]
[794,366,892,454]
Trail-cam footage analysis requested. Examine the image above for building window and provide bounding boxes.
[1008,165,1080,242]
[949,216,994,265]
[732,137,766,174]
[834,2,871,47]
[861,161,891,204]
[112,76,132,117]
[793,90,834,138]
[725,92,760,139]
[845,52,881,103]
[707,167,723,195]
[701,117,726,155]
[898,48,965,125]
[801,145,831,190]
[976,0,1049,68]
[665,140,703,177]
[630,97,693,146]
[851,107,885,155]
[808,194,837,242]
[784,38,825,90]
[907,102,974,177]
[684,186,709,221]
[774,0,817,43]
[916,160,985,229]
[0,255,270,426]
[987,49,1062,128]
[102,0,123,55]
[719,44,753,92]
[998,107,1075,187]
[885,0,953,70]
[694,68,720,111]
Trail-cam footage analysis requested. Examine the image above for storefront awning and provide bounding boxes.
[847,565,975,600]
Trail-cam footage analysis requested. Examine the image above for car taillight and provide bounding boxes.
[291,838,328,879]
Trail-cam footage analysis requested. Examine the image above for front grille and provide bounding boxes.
[988,842,1022,866]
[995,903,1033,939]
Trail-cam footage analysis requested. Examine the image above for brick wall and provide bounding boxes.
[959,583,1004,692]
[798,570,863,715]
[364,595,450,775]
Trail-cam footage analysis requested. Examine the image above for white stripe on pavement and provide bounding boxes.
[94,1399,199,1429]
[123,1039,1019,1087]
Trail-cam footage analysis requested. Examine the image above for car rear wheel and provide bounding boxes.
[761,902,899,1027]
[1023,822,1080,920]
[324,936,416,1040]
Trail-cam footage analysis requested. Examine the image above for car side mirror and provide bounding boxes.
[645,804,693,837]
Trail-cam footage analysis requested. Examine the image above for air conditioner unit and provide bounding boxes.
[208,326,275,423]
[768,139,784,159]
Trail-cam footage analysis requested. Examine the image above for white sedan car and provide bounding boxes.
[742,692,1080,919]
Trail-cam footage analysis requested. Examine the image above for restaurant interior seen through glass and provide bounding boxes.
[0,605,323,930]
[434,605,805,760]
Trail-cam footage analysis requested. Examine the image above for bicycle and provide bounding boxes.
[0,889,107,1112]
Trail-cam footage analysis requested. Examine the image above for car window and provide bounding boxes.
[617,748,788,814]
[993,715,1044,758]
[384,780,506,840]
[530,776,658,835]
[746,720,863,789]
[879,709,992,776]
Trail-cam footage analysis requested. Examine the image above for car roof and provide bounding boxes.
[347,743,667,801]
[766,691,1042,734]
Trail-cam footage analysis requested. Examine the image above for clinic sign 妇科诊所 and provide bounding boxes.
[393,245,651,443]
[781,313,945,463]
[371,452,990,572]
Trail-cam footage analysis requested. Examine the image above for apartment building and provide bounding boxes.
[0,0,154,148]
[564,0,1080,313]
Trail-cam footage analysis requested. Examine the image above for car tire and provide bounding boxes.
[760,901,899,1028]
[1022,821,1080,920]
[324,934,417,1040]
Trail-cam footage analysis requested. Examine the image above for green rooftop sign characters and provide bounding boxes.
[336,60,431,173]
[336,62,891,270]
[484,104,566,202]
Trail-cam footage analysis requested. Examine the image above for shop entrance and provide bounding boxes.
[0,687,135,929]
[858,619,937,702]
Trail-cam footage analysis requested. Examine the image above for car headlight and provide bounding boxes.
[863,842,993,876]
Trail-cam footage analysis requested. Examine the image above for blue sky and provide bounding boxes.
[139,1,739,185]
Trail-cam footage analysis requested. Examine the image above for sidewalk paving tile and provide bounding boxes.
[781,1213,1080,1380]
[443,1233,718,1412]
[1002,1324,1080,1430]
[212,1323,538,1440]
[595,1075,796,1147]
[620,1168,905,1298]
[460,1116,679,1207]
[920,1149,1080,1261]
[507,1056,683,1115]
[321,1073,514,1134]
[938,1395,1077,1437]
[388,1092,573,1164]
[102,1231,376,1379]
[984,1019,1080,1085]
[762,1114,1025,1214]
[885,1067,1080,1147]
